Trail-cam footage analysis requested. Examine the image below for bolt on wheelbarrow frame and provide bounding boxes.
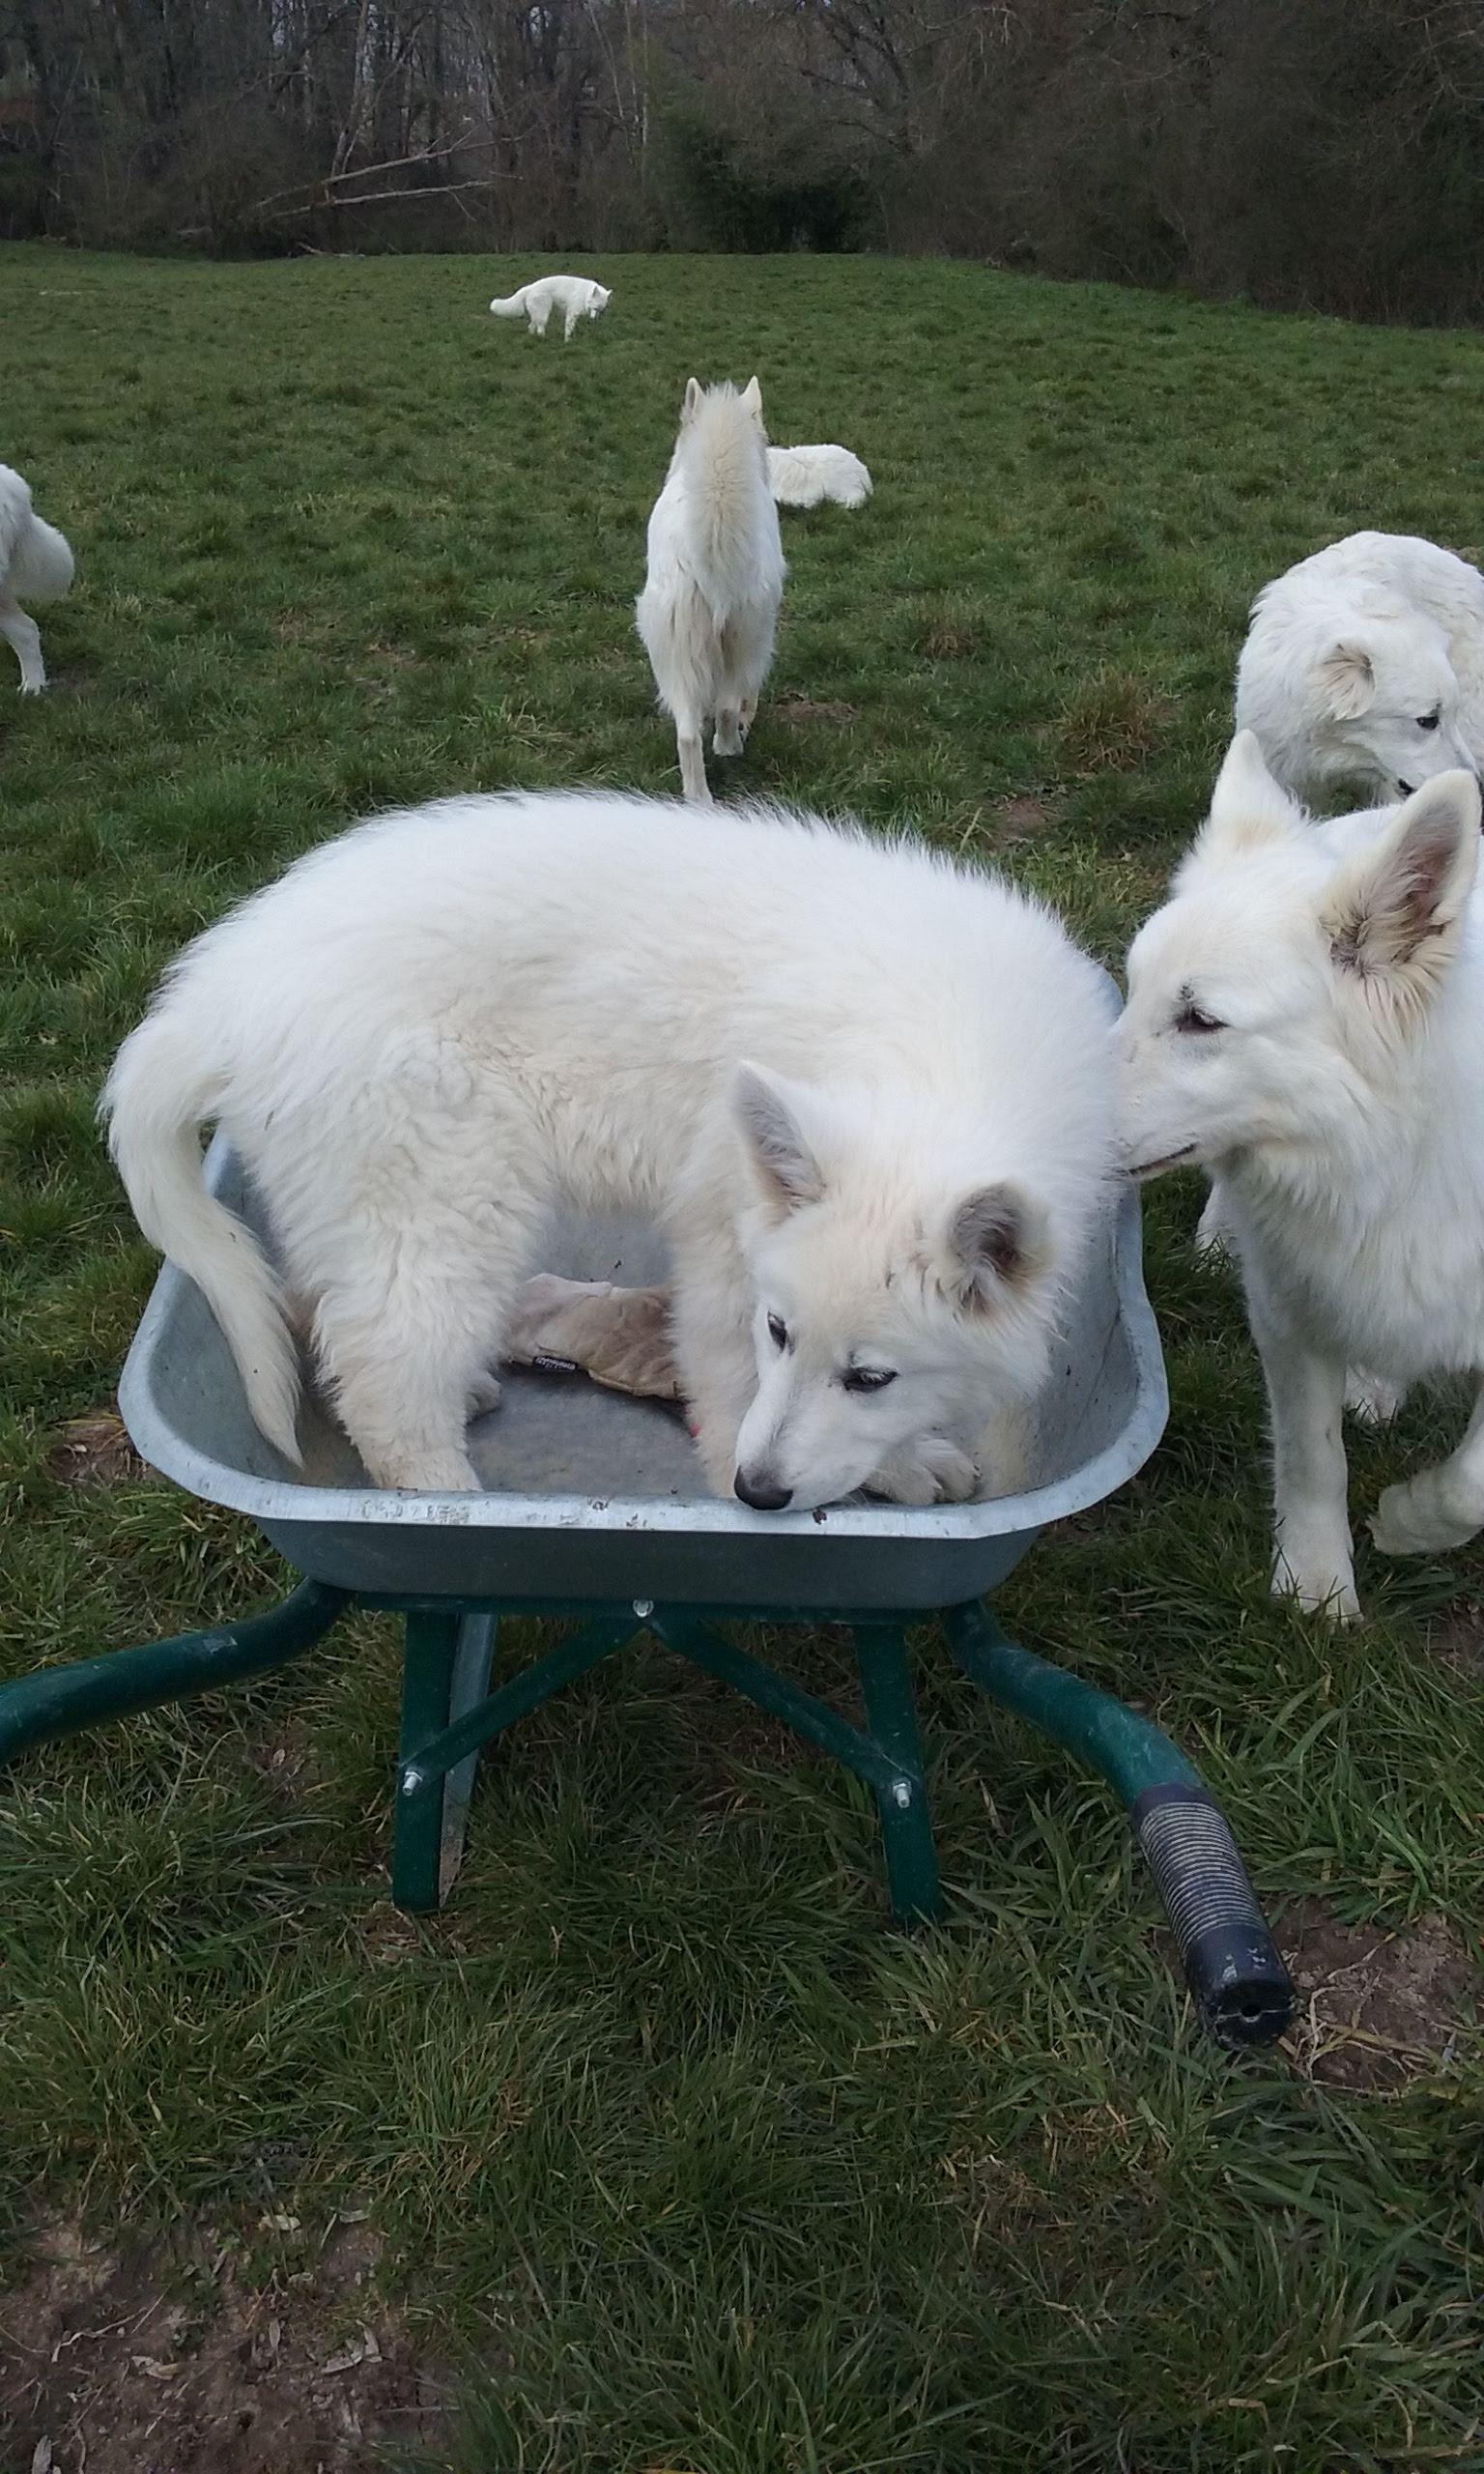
[0,1139,1295,2047]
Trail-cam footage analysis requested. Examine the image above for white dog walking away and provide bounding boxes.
[104,791,1114,1510]
[1119,731,1484,1621]
[636,378,785,805]
[488,274,611,338]
[0,462,74,694]
[767,444,872,510]
[1235,531,1484,806]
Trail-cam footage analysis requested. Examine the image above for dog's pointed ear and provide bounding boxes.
[734,1063,826,1216]
[1198,730,1304,859]
[1323,770,1481,1000]
[1315,639,1377,721]
[742,375,763,417]
[944,1181,1051,1309]
[682,376,703,421]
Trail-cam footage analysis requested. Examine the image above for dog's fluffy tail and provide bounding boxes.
[101,1012,301,1464]
[674,381,779,614]
[10,514,74,603]
[488,289,529,319]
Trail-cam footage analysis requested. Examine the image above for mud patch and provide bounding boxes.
[1425,1602,1484,1680]
[0,2212,447,2474]
[987,792,1066,846]
[776,696,859,726]
[1280,1899,1482,2091]
[43,1412,143,1490]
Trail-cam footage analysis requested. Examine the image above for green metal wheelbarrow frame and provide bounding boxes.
[0,1576,1294,2047]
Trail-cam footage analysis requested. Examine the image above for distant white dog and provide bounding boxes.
[767,444,872,510]
[104,791,1114,1510]
[0,462,74,694]
[637,378,785,805]
[488,275,611,339]
[1235,532,1484,807]
[1119,731,1484,1621]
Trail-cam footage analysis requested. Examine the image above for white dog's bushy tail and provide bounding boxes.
[488,290,528,320]
[10,515,74,602]
[674,379,775,613]
[102,1014,301,1463]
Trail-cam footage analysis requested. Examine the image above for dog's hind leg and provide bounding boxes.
[311,1179,541,1493]
[675,712,712,805]
[1371,1375,1484,1556]
[713,707,744,758]
[0,598,45,693]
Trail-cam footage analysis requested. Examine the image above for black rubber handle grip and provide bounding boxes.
[1132,1784,1295,2048]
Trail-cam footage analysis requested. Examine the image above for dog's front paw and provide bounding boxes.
[1370,1469,1483,1558]
[1271,1546,1360,1624]
[869,1436,979,1508]
[1345,1368,1404,1427]
[467,1371,503,1420]
[17,677,45,697]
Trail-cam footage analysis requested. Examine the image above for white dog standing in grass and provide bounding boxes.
[1235,532,1484,806]
[488,274,611,339]
[767,444,872,510]
[1119,731,1484,1621]
[104,791,1113,1510]
[0,462,74,693]
[636,377,785,805]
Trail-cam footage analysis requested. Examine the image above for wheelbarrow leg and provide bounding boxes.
[393,1609,499,1911]
[441,1613,498,1899]
[853,1623,941,1924]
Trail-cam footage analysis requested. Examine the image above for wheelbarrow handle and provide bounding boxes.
[946,1602,1294,2048]
[0,1578,350,1766]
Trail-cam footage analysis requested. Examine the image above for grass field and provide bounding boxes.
[3,246,1484,2472]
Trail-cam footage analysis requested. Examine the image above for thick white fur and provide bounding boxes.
[488,275,611,339]
[636,378,785,805]
[1235,532,1484,806]
[103,791,1114,1508]
[0,462,74,694]
[767,444,872,510]
[1119,731,1484,1620]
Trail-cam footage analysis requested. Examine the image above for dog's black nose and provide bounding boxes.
[1397,778,1415,796]
[734,1469,793,1511]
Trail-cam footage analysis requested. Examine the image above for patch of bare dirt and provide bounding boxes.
[776,695,859,726]
[1280,1899,1483,2091]
[43,1412,144,1490]
[0,2212,447,2474]
[1424,1603,1484,1681]
[987,792,1066,846]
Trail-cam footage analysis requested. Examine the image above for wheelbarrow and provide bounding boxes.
[0,1138,1295,2048]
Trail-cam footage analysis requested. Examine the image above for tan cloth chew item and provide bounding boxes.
[503,1275,681,1402]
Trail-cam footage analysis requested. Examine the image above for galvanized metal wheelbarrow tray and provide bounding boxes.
[0,1138,1295,2048]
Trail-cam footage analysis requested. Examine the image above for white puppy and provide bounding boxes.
[1235,532,1484,806]
[767,445,872,510]
[1119,731,1484,1620]
[636,378,785,805]
[104,791,1114,1510]
[488,275,611,339]
[0,462,74,694]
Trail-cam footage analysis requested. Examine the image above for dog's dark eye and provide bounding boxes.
[1174,1003,1223,1035]
[1417,711,1441,732]
[767,1312,789,1351]
[842,1366,897,1394]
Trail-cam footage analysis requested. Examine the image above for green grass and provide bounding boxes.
[4,246,1484,2470]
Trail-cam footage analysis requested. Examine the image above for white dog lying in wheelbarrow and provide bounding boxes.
[104,790,1114,1510]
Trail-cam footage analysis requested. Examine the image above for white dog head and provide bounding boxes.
[727,1064,1057,1511]
[1241,605,1476,802]
[1118,732,1482,1183]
